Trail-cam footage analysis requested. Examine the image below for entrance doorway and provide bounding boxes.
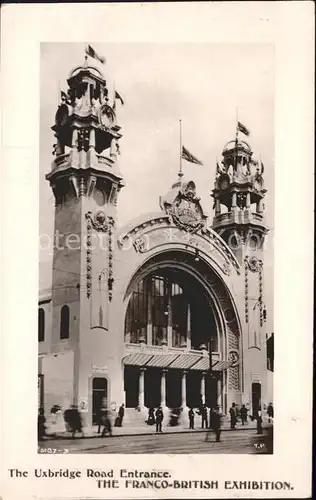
[144,368,161,408]
[166,370,182,408]
[92,377,108,425]
[186,371,201,408]
[252,382,261,418]
[124,366,139,408]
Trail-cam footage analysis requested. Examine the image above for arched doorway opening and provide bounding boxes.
[123,249,240,413]
[124,268,219,351]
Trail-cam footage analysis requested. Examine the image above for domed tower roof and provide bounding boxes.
[223,139,252,155]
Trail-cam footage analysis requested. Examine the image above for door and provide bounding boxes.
[92,377,108,425]
[252,382,261,419]
[124,366,139,408]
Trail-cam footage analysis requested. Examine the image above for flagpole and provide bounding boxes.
[179,119,183,179]
[235,107,239,171]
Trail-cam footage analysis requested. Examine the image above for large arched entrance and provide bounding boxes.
[122,250,241,414]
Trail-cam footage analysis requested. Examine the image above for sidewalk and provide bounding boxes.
[42,418,270,441]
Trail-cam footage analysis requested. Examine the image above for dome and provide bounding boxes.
[68,64,104,80]
[223,139,252,154]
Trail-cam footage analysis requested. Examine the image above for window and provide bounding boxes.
[38,308,45,342]
[60,305,70,339]
[125,279,148,344]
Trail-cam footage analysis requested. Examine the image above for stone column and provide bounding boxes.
[215,199,221,216]
[201,372,206,405]
[71,129,79,167]
[181,371,187,408]
[160,370,167,407]
[246,192,251,209]
[257,199,263,213]
[232,192,237,209]
[186,303,191,350]
[56,137,63,156]
[110,138,117,158]
[139,368,145,408]
[89,128,96,149]
[89,128,97,168]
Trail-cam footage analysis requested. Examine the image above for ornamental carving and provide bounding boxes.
[85,210,108,232]
[134,236,149,253]
[168,181,206,233]
[228,349,240,367]
[245,255,261,273]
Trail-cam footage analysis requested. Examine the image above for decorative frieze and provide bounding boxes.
[107,217,115,302]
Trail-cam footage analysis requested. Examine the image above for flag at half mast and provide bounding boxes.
[237,121,250,136]
[85,44,106,64]
[181,146,203,165]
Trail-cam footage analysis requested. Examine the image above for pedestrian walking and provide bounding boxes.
[188,408,195,429]
[229,402,237,429]
[256,407,263,434]
[38,407,46,440]
[267,402,274,423]
[201,404,208,429]
[66,405,84,439]
[101,409,113,437]
[205,406,222,442]
[118,404,125,426]
[240,404,248,425]
[146,407,155,426]
[155,407,164,433]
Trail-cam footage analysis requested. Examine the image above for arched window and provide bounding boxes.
[38,308,45,342]
[60,305,70,339]
[124,272,218,350]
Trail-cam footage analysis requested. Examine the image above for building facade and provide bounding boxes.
[38,56,273,426]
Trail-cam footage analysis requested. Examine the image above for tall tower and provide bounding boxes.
[46,55,124,418]
[211,138,267,263]
[211,135,269,413]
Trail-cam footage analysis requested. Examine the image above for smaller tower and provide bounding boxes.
[211,138,268,262]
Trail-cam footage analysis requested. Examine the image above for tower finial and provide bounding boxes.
[84,55,88,68]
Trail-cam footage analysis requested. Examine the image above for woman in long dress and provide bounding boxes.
[46,405,66,436]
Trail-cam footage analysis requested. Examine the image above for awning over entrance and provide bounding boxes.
[122,352,233,371]
[123,353,153,366]
[146,353,179,367]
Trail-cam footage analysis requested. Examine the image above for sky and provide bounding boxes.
[40,42,274,304]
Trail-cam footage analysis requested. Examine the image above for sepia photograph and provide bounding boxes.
[1,3,313,499]
[38,42,274,455]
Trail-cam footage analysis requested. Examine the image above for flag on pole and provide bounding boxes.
[181,146,203,165]
[115,90,124,106]
[260,161,264,174]
[85,44,106,64]
[237,121,250,136]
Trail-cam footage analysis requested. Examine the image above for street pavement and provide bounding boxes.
[38,427,272,454]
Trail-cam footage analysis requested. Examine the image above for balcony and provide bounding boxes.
[213,210,264,228]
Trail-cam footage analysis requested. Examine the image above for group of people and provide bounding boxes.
[96,404,125,437]
[145,407,165,433]
[38,404,84,440]
[38,403,126,440]
[229,402,274,434]
[188,406,223,442]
